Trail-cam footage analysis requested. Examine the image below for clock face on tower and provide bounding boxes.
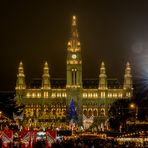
[72,54,77,59]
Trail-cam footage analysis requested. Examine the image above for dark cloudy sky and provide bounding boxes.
[1,0,148,90]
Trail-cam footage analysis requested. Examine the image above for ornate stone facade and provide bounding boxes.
[15,16,133,128]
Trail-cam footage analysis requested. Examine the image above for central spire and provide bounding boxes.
[67,15,80,52]
[71,15,78,38]
[72,15,77,26]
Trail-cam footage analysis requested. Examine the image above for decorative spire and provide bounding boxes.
[123,62,133,89]
[100,62,106,75]
[16,61,26,90]
[125,62,132,75]
[43,61,49,76]
[42,61,51,89]
[18,61,25,77]
[72,15,77,26]
[99,61,107,89]
[67,15,81,52]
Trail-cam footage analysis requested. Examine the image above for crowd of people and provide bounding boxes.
[51,137,139,148]
[0,133,144,148]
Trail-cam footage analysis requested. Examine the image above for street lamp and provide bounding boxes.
[129,103,138,120]
[0,111,2,118]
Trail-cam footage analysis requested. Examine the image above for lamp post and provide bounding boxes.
[0,111,2,118]
[129,103,138,120]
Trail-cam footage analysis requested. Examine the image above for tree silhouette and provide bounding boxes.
[108,99,131,132]
[0,92,24,119]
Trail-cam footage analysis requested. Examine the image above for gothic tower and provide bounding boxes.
[42,61,51,89]
[66,16,83,126]
[66,15,82,88]
[99,62,107,90]
[123,62,133,90]
[15,61,26,104]
[16,61,26,90]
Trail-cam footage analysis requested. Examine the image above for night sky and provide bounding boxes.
[1,0,148,90]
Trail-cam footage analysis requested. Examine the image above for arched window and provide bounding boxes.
[101,109,105,116]
[94,110,98,116]
[83,110,87,116]
[88,110,92,116]
[72,68,77,85]
[53,109,56,115]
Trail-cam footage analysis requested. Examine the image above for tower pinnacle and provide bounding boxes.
[18,61,25,77]
[123,62,133,90]
[71,15,79,39]
[42,61,51,89]
[99,61,107,89]
[72,15,77,26]
[67,15,80,52]
[16,61,26,90]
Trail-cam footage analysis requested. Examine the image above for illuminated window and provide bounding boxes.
[90,93,92,98]
[86,93,87,98]
[62,93,65,97]
[72,68,77,85]
[32,93,36,98]
[62,93,67,97]
[83,93,85,98]
[93,93,96,98]
[37,93,41,98]
[59,93,61,97]
[51,93,56,98]
[68,41,71,46]
[26,93,30,98]
[113,93,117,98]
[43,91,48,98]
[126,92,130,97]
[83,93,87,98]
[101,92,105,98]
[118,93,123,98]
[88,93,92,97]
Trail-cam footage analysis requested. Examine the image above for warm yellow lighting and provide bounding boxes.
[26,93,30,98]
[37,93,41,98]
[130,103,135,109]
[68,41,71,46]
[44,91,48,98]
[32,93,36,98]
[51,93,56,98]
[73,15,76,20]
[72,15,77,26]
[101,92,105,98]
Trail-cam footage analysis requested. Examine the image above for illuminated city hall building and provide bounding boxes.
[15,16,133,128]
